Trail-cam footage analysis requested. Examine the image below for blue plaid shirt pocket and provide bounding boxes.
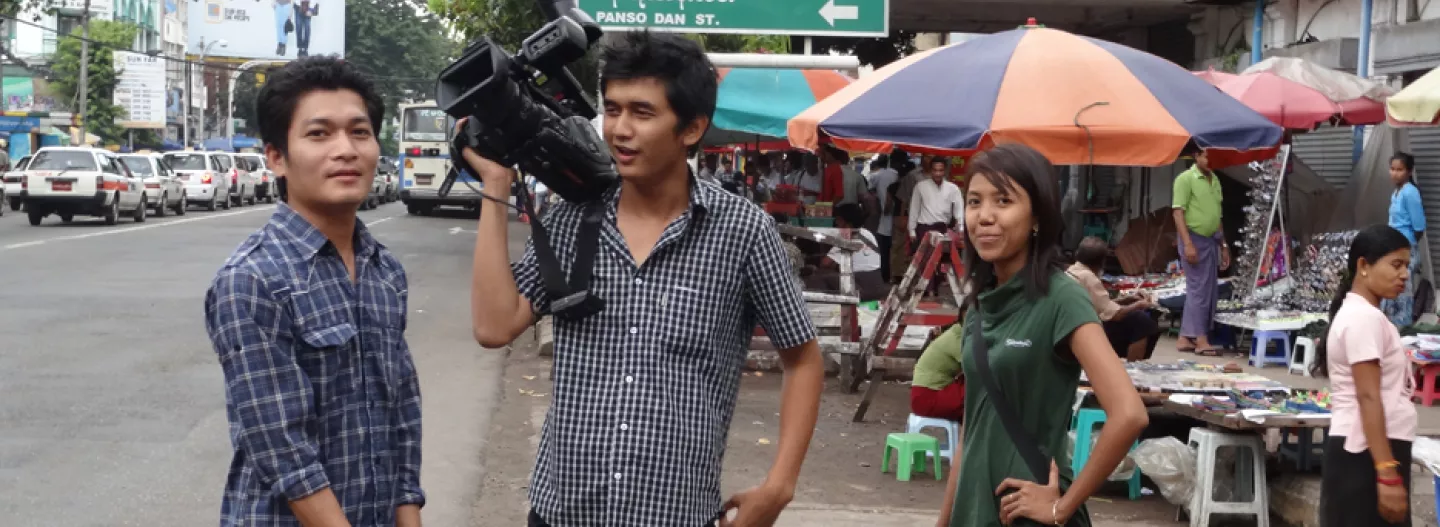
[301,323,357,350]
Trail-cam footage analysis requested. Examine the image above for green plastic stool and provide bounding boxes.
[882,432,942,481]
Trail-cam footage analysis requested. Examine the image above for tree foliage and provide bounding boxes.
[50,19,137,144]
[227,0,456,154]
[804,31,919,68]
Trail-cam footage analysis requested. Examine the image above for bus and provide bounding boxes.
[397,101,485,214]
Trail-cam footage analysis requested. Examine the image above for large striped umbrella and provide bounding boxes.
[1387,66,1440,126]
[788,24,1284,167]
[1194,70,1342,130]
[712,68,852,140]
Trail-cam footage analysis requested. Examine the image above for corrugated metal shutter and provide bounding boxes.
[1291,126,1356,189]
[1412,128,1440,281]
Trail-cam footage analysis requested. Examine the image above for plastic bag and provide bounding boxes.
[1132,436,1197,506]
[1064,429,1138,482]
[1413,436,1440,477]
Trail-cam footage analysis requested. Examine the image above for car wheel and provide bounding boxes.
[247,190,257,205]
[133,196,146,223]
[222,194,232,210]
[60,213,73,223]
[104,195,120,225]
[175,193,187,216]
[406,204,418,215]
[207,194,218,211]
[154,193,168,217]
[27,209,42,226]
[8,199,19,212]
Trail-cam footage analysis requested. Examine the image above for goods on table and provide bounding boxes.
[771,184,800,204]
[806,202,833,217]
[1087,361,1292,393]
[1404,334,1440,361]
[1192,389,1331,415]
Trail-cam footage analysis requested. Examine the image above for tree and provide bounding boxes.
[804,31,919,68]
[50,19,138,144]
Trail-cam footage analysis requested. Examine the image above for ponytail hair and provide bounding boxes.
[1313,224,1413,376]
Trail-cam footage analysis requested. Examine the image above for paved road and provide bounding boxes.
[0,201,509,526]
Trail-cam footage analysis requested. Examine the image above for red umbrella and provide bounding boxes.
[1192,69,1336,130]
[1205,71,1341,130]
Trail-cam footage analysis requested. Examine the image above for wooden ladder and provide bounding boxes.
[850,230,966,422]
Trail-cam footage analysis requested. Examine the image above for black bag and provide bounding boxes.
[967,308,1083,527]
[285,18,294,33]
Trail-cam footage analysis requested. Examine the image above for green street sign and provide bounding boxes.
[578,0,889,38]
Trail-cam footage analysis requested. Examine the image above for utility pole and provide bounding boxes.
[76,0,93,145]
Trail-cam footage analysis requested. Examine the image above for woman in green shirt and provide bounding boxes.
[935,144,1148,527]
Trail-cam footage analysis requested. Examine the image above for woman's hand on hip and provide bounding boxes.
[995,461,1066,526]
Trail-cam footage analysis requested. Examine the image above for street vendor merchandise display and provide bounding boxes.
[1082,360,1291,393]
[1293,230,1359,313]
[1230,153,1286,302]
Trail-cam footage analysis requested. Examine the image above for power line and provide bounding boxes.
[0,13,444,82]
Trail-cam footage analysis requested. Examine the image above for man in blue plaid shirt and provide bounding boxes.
[467,32,825,527]
[204,57,424,527]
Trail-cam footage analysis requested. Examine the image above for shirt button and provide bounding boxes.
[624,375,634,383]
[620,423,629,431]
[634,278,644,285]
[629,327,638,334]
[613,472,623,481]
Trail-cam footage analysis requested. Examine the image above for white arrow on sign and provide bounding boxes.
[819,0,860,26]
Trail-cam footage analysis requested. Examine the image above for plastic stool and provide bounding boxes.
[907,414,960,461]
[1248,330,1291,368]
[1187,428,1270,527]
[882,433,942,481]
[1414,364,1440,406]
[1070,408,1142,500]
[1288,337,1316,377]
[1277,426,1324,471]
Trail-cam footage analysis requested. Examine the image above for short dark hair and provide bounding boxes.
[255,57,384,157]
[930,158,948,168]
[1075,236,1108,270]
[601,31,716,137]
[834,203,865,228]
[961,143,1065,306]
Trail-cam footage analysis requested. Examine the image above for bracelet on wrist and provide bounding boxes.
[1377,476,1404,487]
[1376,460,1401,471]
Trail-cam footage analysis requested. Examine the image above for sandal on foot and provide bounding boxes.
[1195,347,1224,357]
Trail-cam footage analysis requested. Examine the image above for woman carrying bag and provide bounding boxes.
[933,144,1147,527]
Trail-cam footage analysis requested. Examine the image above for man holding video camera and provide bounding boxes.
[465,31,824,527]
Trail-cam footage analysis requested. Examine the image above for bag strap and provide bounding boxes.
[967,307,1054,485]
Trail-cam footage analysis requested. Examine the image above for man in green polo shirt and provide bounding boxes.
[1171,149,1230,355]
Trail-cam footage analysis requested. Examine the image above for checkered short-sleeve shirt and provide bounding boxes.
[511,178,816,525]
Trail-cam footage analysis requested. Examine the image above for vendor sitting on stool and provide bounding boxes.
[1067,236,1162,362]
[802,204,890,302]
[910,322,965,422]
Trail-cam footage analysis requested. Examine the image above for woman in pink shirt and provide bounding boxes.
[1318,224,1418,526]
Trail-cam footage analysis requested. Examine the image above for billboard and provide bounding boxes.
[187,0,344,60]
[113,51,167,128]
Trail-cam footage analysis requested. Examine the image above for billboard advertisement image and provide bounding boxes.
[187,0,345,60]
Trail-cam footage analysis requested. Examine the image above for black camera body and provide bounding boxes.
[437,0,615,321]
[435,2,617,203]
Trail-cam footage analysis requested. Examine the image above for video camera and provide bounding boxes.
[435,0,618,203]
[435,0,616,321]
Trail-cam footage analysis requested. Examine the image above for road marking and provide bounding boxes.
[448,226,477,235]
[368,215,398,226]
[0,205,276,252]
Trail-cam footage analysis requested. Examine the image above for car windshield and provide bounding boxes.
[29,151,97,171]
[119,157,154,176]
[241,155,266,169]
[14,156,31,171]
[164,154,207,171]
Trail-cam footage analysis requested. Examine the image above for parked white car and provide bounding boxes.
[235,153,276,203]
[212,152,258,207]
[3,155,32,211]
[23,147,147,225]
[162,151,232,211]
[119,153,187,217]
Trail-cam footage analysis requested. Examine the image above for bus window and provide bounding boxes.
[403,107,454,143]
